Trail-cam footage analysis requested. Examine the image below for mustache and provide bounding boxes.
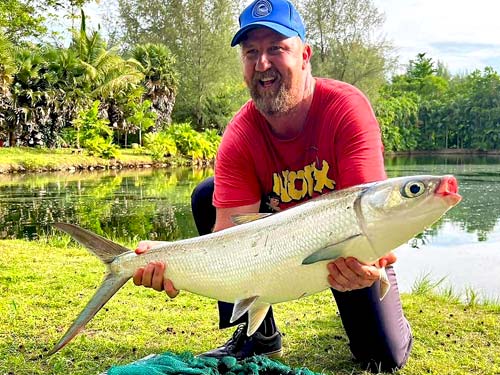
[251,69,281,84]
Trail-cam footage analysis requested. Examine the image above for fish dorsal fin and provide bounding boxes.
[231,213,273,226]
[246,302,271,336]
[230,296,260,324]
[302,234,362,265]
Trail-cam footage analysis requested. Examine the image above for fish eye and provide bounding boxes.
[402,181,426,198]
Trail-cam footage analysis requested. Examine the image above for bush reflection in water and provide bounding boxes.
[0,167,212,242]
[0,154,500,245]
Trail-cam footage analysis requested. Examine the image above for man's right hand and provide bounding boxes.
[132,240,179,298]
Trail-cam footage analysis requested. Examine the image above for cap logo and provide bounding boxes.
[252,0,273,18]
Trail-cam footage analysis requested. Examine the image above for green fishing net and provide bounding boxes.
[107,352,321,375]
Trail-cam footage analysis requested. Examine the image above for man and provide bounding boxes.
[133,0,413,372]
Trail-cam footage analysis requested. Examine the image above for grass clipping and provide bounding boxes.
[1,239,499,375]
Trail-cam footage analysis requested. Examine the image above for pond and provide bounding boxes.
[0,155,499,300]
[384,154,500,301]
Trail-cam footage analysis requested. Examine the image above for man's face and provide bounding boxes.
[240,28,309,116]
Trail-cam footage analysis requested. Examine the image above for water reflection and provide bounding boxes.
[1,155,499,297]
[385,154,500,244]
[0,155,499,245]
[0,168,212,241]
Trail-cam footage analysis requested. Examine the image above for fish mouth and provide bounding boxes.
[435,175,462,206]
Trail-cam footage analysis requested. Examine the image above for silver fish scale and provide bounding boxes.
[50,176,461,355]
[119,187,364,304]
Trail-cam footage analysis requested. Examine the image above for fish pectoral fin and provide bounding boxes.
[231,213,273,225]
[302,234,362,265]
[246,302,271,336]
[230,296,260,324]
[379,267,391,301]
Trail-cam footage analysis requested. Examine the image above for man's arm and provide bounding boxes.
[213,202,261,232]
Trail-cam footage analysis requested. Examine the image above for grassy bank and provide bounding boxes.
[0,147,192,174]
[1,239,499,375]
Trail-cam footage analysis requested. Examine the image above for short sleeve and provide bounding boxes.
[331,89,386,189]
[212,113,262,208]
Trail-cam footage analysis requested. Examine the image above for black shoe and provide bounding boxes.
[199,324,282,360]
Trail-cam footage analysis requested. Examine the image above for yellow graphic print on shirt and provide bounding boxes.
[272,160,336,203]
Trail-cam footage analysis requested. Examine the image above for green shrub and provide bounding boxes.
[74,101,120,159]
[143,132,177,162]
[58,128,77,148]
[165,123,221,161]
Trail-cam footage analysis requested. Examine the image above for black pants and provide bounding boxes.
[191,177,413,372]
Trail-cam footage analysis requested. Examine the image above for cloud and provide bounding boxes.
[374,0,500,74]
[430,42,500,55]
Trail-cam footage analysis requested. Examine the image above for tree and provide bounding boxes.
[461,68,500,150]
[0,32,15,141]
[115,0,244,130]
[300,0,395,99]
[131,43,179,128]
[0,0,94,44]
[0,0,47,42]
[69,11,143,146]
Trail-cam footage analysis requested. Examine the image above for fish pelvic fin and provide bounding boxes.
[379,267,391,301]
[54,223,131,263]
[246,302,271,336]
[230,296,260,324]
[49,223,133,355]
[47,273,129,355]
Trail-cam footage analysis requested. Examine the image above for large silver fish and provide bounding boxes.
[49,175,461,355]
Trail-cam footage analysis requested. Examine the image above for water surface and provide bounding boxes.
[385,154,500,300]
[0,155,498,299]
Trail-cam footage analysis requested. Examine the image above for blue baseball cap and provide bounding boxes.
[231,0,306,47]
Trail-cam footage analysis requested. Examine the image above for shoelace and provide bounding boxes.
[225,324,247,350]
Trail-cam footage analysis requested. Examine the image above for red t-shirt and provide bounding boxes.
[213,78,386,211]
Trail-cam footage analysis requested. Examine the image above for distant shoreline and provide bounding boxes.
[387,148,500,156]
[0,147,498,175]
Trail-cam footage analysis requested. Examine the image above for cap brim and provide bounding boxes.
[231,21,299,47]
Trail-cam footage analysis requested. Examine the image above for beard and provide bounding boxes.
[247,69,298,116]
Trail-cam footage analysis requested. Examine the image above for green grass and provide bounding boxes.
[1,239,499,374]
[0,147,191,173]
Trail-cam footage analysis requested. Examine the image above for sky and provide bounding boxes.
[373,0,500,75]
[83,0,500,76]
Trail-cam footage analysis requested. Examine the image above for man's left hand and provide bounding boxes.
[327,253,397,292]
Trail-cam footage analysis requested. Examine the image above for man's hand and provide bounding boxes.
[327,253,397,292]
[132,240,179,298]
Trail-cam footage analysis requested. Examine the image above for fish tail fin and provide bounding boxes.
[48,223,132,355]
[47,273,129,355]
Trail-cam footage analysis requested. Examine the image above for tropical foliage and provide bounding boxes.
[0,1,499,156]
[115,0,246,130]
[300,0,395,99]
[376,53,500,151]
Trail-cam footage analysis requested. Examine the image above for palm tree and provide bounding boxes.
[0,32,15,144]
[69,10,143,146]
[6,46,47,146]
[131,43,179,129]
